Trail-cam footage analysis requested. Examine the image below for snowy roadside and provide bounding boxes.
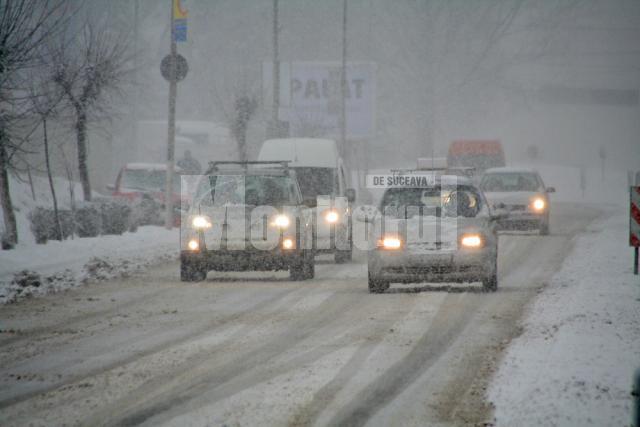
[0,226,179,304]
[488,210,640,426]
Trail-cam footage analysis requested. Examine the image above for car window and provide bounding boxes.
[122,169,180,193]
[380,186,481,218]
[195,175,298,207]
[293,167,338,198]
[480,173,541,192]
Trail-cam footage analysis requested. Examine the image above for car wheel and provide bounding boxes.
[539,220,550,235]
[290,252,313,281]
[368,273,389,294]
[303,254,315,279]
[482,257,498,292]
[335,248,352,264]
[482,274,497,292]
[180,261,206,282]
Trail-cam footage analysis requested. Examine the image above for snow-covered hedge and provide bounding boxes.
[28,198,136,244]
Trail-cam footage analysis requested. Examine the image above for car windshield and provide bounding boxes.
[195,175,299,207]
[480,173,541,192]
[380,186,482,218]
[292,167,337,198]
[122,169,180,193]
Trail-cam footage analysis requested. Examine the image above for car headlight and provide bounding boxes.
[282,237,295,249]
[187,239,200,251]
[531,197,546,212]
[271,214,290,229]
[324,209,339,224]
[192,215,212,229]
[460,233,483,248]
[377,235,402,250]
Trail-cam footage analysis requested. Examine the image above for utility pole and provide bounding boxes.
[271,0,280,138]
[165,0,178,229]
[133,0,139,121]
[339,0,348,159]
[132,0,139,165]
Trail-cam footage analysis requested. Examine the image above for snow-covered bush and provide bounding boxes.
[74,202,102,237]
[94,198,131,235]
[29,207,74,244]
[130,195,162,228]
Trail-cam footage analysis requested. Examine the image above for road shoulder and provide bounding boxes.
[488,209,640,426]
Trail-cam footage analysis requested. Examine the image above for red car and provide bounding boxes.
[108,163,187,226]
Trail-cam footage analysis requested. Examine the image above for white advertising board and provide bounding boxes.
[263,61,376,139]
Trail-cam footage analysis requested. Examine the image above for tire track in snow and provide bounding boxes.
[100,289,370,426]
[0,283,304,410]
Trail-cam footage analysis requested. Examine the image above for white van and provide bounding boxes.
[135,120,237,165]
[257,138,356,263]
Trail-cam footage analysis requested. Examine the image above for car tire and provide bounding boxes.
[180,261,206,282]
[368,273,389,294]
[303,254,315,279]
[482,274,497,292]
[302,249,315,279]
[482,257,498,292]
[335,248,352,264]
[290,251,314,281]
[539,220,550,235]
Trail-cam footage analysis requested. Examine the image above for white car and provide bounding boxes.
[479,167,555,235]
[257,138,356,263]
[358,175,500,293]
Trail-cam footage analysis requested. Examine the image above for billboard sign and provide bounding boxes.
[263,61,376,139]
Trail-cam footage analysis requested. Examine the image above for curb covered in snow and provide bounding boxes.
[488,210,640,426]
[0,226,179,304]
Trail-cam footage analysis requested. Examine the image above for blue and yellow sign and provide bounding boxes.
[173,0,188,42]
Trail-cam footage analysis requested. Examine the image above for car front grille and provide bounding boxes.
[385,265,476,275]
[407,242,456,251]
[507,204,527,211]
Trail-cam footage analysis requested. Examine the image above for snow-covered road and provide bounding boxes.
[0,203,606,426]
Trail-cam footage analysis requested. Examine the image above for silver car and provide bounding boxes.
[358,176,500,293]
[479,167,555,235]
[180,161,315,282]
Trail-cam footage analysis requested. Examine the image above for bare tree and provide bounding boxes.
[52,22,133,202]
[28,67,66,240]
[231,94,258,162]
[208,70,260,162]
[0,0,69,248]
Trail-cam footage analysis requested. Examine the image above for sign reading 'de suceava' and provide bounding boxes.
[262,61,376,139]
[366,174,459,189]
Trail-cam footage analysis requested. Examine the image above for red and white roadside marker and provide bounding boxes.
[630,186,640,275]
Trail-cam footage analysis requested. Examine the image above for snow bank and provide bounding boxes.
[488,211,640,426]
[0,173,179,304]
[0,225,178,304]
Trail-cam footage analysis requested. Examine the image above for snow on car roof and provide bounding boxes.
[125,163,184,172]
[259,138,338,168]
[483,167,540,175]
[388,169,474,186]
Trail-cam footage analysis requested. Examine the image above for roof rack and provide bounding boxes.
[205,160,290,174]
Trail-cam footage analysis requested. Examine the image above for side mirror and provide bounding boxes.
[106,183,115,192]
[353,205,378,222]
[345,188,356,203]
[546,187,556,193]
[303,197,317,208]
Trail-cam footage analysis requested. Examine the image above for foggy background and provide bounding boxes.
[50,0,640,198]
